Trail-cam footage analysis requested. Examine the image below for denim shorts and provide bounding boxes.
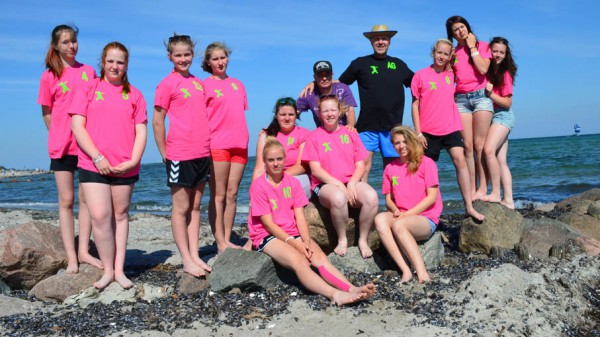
[455,88,494,114]
[427,218,437,237]
[492,108,515,131]
[359,130,398,157]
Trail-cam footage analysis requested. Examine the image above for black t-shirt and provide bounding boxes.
[339,54,414,132]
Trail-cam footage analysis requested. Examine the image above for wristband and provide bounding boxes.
[417,133,424,138]
[470,51,480,57]
[93,154,104,164]
[285,236,293,243]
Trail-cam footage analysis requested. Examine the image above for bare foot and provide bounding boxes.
[351,283,376,299]
[333,239,348,256]
[192,256,212,273]
[115,274,133,289]
[65,261,79,274]
[331,290,365,306]
[480,193,501,203]
[357,241,373,259]
[79,253,103,270]
[94,274,114,289]
[466,206,485,222]
[183,262,207,278]
[242,240,253,251]
[416,271,431,284]
[500,200,515,209]
[227,241,243,249]
[399,271,413,284]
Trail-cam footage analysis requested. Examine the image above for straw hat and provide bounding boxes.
[363,24,397,39]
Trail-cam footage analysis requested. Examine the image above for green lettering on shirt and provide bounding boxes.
[370,66,379,75]
[95,91,104,101]
[430,82,437,90]
[282,186,291,199]
[445,76,451,85]
[193,81,203,91]
[181,88,191,98]
[81,72,89,82]
[59,81,70,93]
[387,62,396,69]
[323,142,332,152]
[339,134,349,144]
[215,89,223,97]
[270,199,278,210]
[392,176,398,186]
[287,137,294,145]
[231,82,238,90]
[122,91,129,100]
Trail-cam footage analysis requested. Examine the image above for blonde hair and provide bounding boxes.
[262,137,285,161]
[390,125,423,174]
[202,41,231,74]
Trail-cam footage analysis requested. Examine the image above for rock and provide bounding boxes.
[419,232,445,270]
[587,200,600,220]
[208,249,298,292]
[0,278,10,296]
[0,221,67,289]
[63,282,172,308]
[459,201,523,254]
[28,264,103,302]
[514,243,530,261]
[519,217,581,258]
[534,202,556,212]
[0,294,42,317]
[304,201,380,254]
[328,247,383,274]
[574,236,600,256]
[176,271,210,295]
[555,188,600,214]
[558,212,600,241]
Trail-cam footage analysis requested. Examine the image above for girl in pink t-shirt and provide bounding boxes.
[249,138,375,305]
[446,16,493,200]
[411,38,483,221]
[374,126,443,284]
[202,42,249,254]
[37,24,100,274]
[481,37,518,209]
[252,97,311,198]
[152,34,212,278]
[71,42,148,290]
[302,96,378,259]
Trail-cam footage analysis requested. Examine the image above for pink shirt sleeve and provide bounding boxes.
[493,71,514,97]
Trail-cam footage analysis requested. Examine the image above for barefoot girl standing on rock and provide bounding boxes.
[153,34,212,277]
[38,24,102,273]
[249,138,375,305]
[71,42,147,289]
[374,126,443,284]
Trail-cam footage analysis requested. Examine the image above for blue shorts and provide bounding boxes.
[427,218,437,237]
[359,131,398,158]
[492,108,515,131]
[455,88,494,114]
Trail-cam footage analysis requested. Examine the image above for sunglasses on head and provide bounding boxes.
[277,97,296,105]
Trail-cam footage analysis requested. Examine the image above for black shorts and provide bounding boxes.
[423,131,464,161]
[50,155,78,172]
[255,234,300,252]
[78,168,139,185]
[165,157,211,188]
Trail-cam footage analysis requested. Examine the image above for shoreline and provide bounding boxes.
[0,168,51,179]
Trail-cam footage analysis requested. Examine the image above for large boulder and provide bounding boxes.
[328,247,383,274]
[574,236,600,256]
[555,188,600,214]
[63,282,173,308]
[558,213,600,241]
[418,232,445,270]
[0,294,42,317]
[520,217,582,258]
[459,201,523,254]
[28,264,103,302]
[588,201,600,220]
[304,201,380,254]
[0,221,67,289]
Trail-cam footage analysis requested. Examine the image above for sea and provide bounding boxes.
[1,134,599,224]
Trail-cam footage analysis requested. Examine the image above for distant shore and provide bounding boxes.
[0,168,51,179]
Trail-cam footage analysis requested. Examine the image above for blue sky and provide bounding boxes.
[1,0,598,169]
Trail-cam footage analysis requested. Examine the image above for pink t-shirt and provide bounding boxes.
[248,173,309,248]
[492,71,514,109]
[37,64,96,158]
[382,156,443,224]
[302,126,368,189]
[154,71,210,160]
[275,126,311,169]
[203,76,249,150]
[71,78,148,177]
[411,66,463,136]
[453,41,491,93]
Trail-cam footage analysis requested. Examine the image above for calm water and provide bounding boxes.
[1,134,599,224]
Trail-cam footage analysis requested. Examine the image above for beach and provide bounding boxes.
[1,203,598,336]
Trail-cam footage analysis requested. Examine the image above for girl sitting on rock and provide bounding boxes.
[248,138,375,305]
[374,126,443,284]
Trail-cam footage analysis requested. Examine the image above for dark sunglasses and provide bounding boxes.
[277,97,296,105]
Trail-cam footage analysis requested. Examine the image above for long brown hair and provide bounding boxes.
[390,125,423,174]
[99,42,131,94]
[487,37,517,88]
[44,24,78,78]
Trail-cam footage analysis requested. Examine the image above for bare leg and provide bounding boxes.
[481,124,510,203]
[498,140,514,209]
[354,182,378,259]
[391,215,432,283]
[111,184,133,289]
[54,171,78,274]
[472,110,493,200]
[375,212,412,283]
[188,183,211,271]
[318,184,349,256]
[172,186,208,277]
[209,161,229,254]
[361,151,374,183]
[448,147,485,221]
[77,186,103,269]
[460,113,476,198]
[223,162,245,249]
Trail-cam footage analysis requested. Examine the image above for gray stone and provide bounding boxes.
[208,249,297,292]
[328,247,383,274]
[28,264,103,302]
[534,202,556,213]
[0,294,42,317]
[63,282,172,308]
[0,221,67,289]
[459,201,523,254]
[419,232,445,270]
[514,243,530,261]
[588,201,600,220]
[176,271,210,295]
[0,278,9,296]
[520,217,581,258]
[555,188,600,214]
[558,212,600,241]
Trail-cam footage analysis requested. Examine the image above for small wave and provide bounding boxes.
[0,202,58,209]
[131,203,172,212]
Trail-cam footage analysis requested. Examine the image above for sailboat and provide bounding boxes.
[574,123,581,136]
